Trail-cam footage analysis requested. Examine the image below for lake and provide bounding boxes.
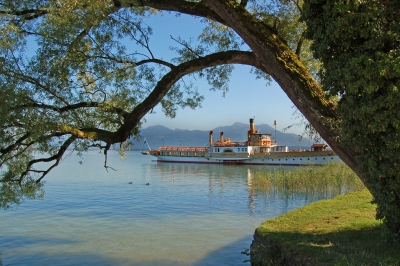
[1,151,343,266]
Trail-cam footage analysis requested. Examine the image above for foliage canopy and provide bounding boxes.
[302,0,400,237]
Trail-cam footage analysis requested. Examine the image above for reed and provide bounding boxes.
[251,163,365,200]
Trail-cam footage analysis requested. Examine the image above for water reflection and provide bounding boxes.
[150,163,269,217]
[150,163,360,211]
[247,169,256,214]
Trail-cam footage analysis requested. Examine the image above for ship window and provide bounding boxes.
[223,148,233,152]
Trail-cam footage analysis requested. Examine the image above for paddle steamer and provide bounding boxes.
[149,119,339,165]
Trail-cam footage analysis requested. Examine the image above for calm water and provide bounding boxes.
[1,151,335,266]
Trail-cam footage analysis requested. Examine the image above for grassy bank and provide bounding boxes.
[250,189,400,265]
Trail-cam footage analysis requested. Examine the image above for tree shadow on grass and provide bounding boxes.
[251,226,400,266]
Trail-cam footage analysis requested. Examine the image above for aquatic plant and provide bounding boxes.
[252,163,364,201]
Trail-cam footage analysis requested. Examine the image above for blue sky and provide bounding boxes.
[140,12,303,134]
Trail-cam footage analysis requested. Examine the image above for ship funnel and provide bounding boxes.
[249,118,255,134]
[220,131,224,142]
[209,131,213,145]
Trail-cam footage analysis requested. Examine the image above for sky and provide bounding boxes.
[139,12,304,135]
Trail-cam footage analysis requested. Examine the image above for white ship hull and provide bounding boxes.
[154,152,340,166]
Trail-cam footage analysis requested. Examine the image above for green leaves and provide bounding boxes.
[0,171,45,210]
[303,0,400,237]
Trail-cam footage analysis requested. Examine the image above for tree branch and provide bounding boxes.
[116,50,257,141]
[0,133,31,157]
[295,30,306,56]
[55,50,257,144]
[116,0,226,25]
[7,70,70,105]
[17,101,129,118]
[0,8,47,21]
[18,136,76,184]
[170,35,203,58]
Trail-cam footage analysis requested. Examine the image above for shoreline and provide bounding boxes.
[249,189,399,265]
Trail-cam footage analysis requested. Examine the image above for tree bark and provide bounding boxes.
[203,0,361,178]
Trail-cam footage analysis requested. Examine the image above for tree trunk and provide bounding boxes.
[204,0,362,179]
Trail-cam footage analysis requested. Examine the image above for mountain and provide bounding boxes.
[129,122,314,150]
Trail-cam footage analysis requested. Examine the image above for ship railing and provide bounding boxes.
[160,146,207,152]
[211,141,247,147]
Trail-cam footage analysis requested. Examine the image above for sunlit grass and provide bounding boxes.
[251,162,365,200]
[251,189,400,265]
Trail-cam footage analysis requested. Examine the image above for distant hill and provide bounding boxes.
[128,122,316,150]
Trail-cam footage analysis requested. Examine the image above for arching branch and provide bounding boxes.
[115,50,258,142]
[116,0,226,25]
[56,50,257,145]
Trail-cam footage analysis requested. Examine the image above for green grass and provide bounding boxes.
[252,162,365,199]
[251,189,400,265]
